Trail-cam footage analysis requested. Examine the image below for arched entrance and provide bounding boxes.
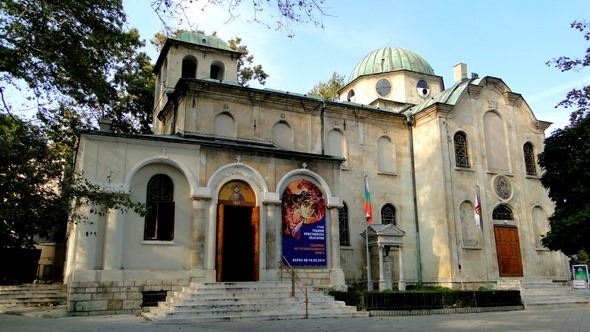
[216,180,259,282]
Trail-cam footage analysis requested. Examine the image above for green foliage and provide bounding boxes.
[152,30,269,87]
[539,116,590,255]
[1,0,155,134]
[570,250,590,265]
[0,114,147,249]
[547,20,590,123]
[328,289,364,310]
[331,288,522,311]
[308,72,345,100]
[228,37,269,86]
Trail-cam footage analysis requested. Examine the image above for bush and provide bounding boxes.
[332,288,521,310]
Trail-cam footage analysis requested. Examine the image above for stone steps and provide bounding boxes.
[497,279,590,309]
[144,281,368,324]
[0,284,66,307]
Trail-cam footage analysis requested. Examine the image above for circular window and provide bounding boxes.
[417,80,430,98]
[376,79,391,96]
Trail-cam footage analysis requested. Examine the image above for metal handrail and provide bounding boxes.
[279,255,309,319]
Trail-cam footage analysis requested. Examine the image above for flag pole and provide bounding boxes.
[476,184,491,288]
[364,174,373,291]
[365,221,372,291]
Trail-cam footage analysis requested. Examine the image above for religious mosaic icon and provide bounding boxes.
[493,175,512,200]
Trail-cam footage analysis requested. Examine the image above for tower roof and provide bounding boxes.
[348,47,435,83]
[172,32,236,52]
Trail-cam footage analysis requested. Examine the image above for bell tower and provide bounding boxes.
[152,32,242,131]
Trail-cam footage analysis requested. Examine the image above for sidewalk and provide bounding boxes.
[1,306,590,332]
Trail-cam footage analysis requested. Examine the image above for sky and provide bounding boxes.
[123,0,590,135]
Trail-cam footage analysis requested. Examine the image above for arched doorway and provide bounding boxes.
[216,180,259,282]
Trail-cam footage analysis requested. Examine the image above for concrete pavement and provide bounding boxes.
[1,306,590,332]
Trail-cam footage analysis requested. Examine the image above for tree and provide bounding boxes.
[150,0,328,37]
[1,1,138,108]
[228,37,269,86]
[0,1,151,249]
[152,31,268,86]
[540,20,590,256]
[538,117,590,255]
[546,20,590,123]
[308,72,345,100]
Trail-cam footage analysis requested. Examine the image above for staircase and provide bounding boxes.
[497,279,590,309]
[143,281,368,324]
[0,284,67,308]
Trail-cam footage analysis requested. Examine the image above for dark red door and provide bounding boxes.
[494,226,524,277]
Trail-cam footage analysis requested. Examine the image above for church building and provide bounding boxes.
[64,32,570,315]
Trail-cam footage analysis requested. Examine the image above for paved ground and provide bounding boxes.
[1,306,590,332]
[1,288,589,332]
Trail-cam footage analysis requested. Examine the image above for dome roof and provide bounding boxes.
[174,32,235,52]
[348,47,435,83]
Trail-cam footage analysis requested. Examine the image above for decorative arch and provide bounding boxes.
[276,168,335,204]
[532,206,549,248]
[377,136,395,173]
[272,121,293,149]
[483,111,509,172]
[124,156,198,197]
[326,129,345,157]
[214,112,236,137]
[460,200,480,247]
[207,162,269,204]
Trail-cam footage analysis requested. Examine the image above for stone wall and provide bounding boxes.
[67,279,190,316]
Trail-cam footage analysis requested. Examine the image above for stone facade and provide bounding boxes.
[67,279,189,316]
[65,32,570,315]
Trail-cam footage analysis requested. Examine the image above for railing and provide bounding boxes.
[279,256,309,319]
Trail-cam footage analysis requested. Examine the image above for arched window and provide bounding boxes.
[214,113,235,137]
[144,174,175,241]
[381,204,396,225]
[338,203,350,246]
[454,131,470,168]
[378,136,395,173]
[272,122,293,149]
[181,56,197,79]
[210,62,224,80]
[492,204,513,221]
[523,142,537,176]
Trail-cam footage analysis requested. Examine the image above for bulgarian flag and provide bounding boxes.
[364,175,373,224]
[474,186,482,230]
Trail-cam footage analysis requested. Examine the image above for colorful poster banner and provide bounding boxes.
[281,179,327,267]
[572,264,589,289]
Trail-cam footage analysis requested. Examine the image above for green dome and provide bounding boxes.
[174,32,235,52]
[348,47,435,83]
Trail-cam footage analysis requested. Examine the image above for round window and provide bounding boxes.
[376,79,391,96]
[417,80,430,98]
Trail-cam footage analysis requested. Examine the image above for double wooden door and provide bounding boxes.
[494,226,523,277]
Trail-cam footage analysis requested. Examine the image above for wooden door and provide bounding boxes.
[494,226,523,277]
